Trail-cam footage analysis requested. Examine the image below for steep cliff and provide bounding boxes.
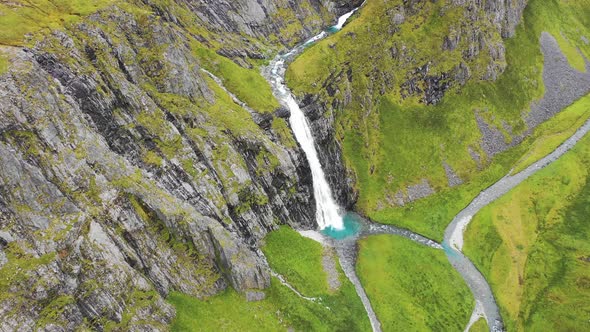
[0,0,359,330]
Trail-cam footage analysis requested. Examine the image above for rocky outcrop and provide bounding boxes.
[451,0,527,38]
[476,32,590,160]
[527,32,590,128]
[0,0,361,330]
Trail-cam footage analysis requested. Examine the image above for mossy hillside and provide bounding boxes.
[1,1,280,114]
[464,133,590,331]
[266,1,333,47]
[1,1,289,222]
[0,243,56,301]
[78,15,285,218]
[0,0,117,46]
[356,235,473,331]
[369,92,590,240]
[287,0,590,240]
[191,41,280,114]
[169,227,371,332]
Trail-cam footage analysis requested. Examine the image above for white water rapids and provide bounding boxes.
[264,7,364,230]
[269,59,343,230]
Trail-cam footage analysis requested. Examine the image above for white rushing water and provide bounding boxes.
[264,7,363,230]
[286,93,343,230]
[333,5,362,30]
[268,59,343,230]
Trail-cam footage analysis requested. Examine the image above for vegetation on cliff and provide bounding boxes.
[0,0,353,329]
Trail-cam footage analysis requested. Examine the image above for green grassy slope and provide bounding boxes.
[356,235,473,331]
[287,0,590,240]
[262,226,329,296]
[469,318,488,332]
[169,227,371,331]
[464,134,590,331]
[0,0,118,46]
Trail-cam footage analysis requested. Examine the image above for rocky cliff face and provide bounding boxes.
[0,0,357,330]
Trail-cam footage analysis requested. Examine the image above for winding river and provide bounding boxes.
[443,117,590,332]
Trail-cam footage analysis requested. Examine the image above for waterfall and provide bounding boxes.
[268,58,343,230]
[286,92,344,230]
[264,7,363,230]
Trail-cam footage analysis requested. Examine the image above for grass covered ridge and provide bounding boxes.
[0,0,117,46]
[191,41,280,114]
[169,227,371,331]
[464,134,590,331]
[287,0,590,240]
[356,235,473,331]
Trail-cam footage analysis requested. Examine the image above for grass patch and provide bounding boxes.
[356,235,473,331]
[169,227,371,331]
[0,53,8,74]
[469,318,488,332]
[262,226,328,296]
[191,41,280,114]
[464,134,590,331]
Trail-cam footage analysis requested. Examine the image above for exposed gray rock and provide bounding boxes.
[526,32,590,128]
[407,179,436,202]
[245,290,266,302]
[475,112,512,158]
[443,162,464,187]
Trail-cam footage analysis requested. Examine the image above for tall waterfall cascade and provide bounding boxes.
[265,6,362,230]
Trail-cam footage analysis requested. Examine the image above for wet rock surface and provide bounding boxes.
[299,94,359,209]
